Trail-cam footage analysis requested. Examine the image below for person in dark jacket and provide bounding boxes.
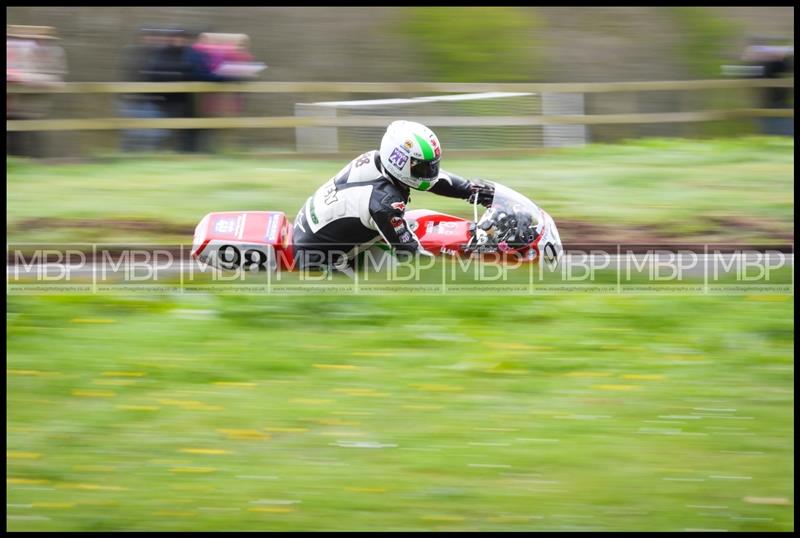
[742,42,794,136]
[144,28,234,152]
[118,28,170,151]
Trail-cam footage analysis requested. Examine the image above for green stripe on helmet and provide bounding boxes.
[417,180,431,191]
[413,133,435,160]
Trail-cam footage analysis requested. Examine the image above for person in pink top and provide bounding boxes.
[7,25,67,156]
[192,33,265,121]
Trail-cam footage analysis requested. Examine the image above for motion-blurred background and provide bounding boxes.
[6,6,794,532]
[6,6,795,157]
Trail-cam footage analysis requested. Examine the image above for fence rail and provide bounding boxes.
[5,78,794,94]
[7,110,794,132]
[6,78,794,133]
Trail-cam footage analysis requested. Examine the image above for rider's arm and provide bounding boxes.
[430,170,495,207]
[369,192,427,254]
[429,170,472,199]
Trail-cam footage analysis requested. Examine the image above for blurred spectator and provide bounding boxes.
[7,25,67,157]
[140,27,199,152]
[117,28,170,152]
[139,28,262,153]
[741,40,794,136]
[191,32,266,150]
[193,33,265,81]
[117,28,266,154]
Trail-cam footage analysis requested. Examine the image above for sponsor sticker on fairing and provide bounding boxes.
[265,213,281,242]
[214,214,246,238]
[388,147,409,169]
[214,217,237,234]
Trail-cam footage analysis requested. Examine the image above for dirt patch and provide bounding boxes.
[12,215,794,252]
[556,217,793,248]
[558,219,674,246]
[15,217,193,236]
[705,216,796,242]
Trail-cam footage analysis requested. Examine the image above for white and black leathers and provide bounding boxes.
[292,150,475,268]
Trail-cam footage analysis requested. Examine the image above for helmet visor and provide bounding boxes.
[410,157,440,180]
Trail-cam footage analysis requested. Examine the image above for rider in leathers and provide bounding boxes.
[292,120,494,270]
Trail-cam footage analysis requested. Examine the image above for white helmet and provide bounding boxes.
[379,120,442,190]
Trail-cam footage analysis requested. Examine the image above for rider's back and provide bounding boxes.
[293,150,411,257]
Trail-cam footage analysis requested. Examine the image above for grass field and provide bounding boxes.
[7,137,794,531]
[7,137,794,245]
[7,294,794,531]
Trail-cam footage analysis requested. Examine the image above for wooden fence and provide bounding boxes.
[6,79,794,133]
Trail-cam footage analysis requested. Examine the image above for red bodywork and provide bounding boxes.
[191,208,551,270]
[405,209,472,255]
[191,211,295,270]
[407,208,549,263]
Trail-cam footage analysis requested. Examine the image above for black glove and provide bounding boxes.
[468,181,495,208]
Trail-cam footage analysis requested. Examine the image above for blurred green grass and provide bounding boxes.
[7,137,794,530]
[7,293,794,531]
[7,136,794,244]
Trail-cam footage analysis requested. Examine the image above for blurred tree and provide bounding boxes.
[400,7,542,82]
[669,7,741,78]
[669,7,749,136]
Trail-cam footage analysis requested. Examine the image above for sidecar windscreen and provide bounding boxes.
[477,183,543,251]
[489,183,541,231]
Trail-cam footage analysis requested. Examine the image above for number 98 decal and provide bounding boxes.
[216,244,274,271]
